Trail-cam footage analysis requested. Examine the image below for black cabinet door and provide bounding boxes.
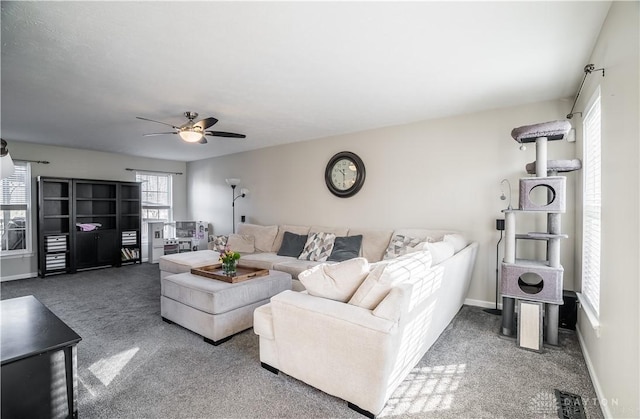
[75,232,96,269]
[75,230,117,269]
[96,230,117,266]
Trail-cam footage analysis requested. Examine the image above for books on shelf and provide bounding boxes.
[121,247,140,261]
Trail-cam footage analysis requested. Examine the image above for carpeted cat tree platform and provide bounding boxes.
[500,120,581,352]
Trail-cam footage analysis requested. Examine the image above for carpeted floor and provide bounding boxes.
[1,264,603,418]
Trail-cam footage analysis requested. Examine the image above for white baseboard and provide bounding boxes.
[0,272,37,282]
[576,326,611,418]
[464,298,503,309]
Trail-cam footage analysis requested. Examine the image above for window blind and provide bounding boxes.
[582,89,601,316]
[1,163,29,206]
[1,161,31,254]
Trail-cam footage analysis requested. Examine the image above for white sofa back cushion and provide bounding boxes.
[298,257,370,302]
[226,234,255,253]
[347,228,393,262]
[237,223,278,253]
[348,251,433,310]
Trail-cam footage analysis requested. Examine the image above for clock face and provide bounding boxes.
[331,158,358,190]
[325,152,365,198]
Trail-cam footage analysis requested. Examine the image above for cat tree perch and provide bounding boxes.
[500,119,581,351]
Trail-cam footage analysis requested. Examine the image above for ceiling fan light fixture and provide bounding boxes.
[179,128,204,143]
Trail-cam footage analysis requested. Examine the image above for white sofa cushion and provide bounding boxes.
[426,241,455,265]
[348,251,433,310]
[309,225,349,236]
[239,253,292,270]
[443,233,469,253]
[271,260,326,279]
[226,234,255,253]
[299,232,336,262]
[298,257,370,302]
[347,228,393,262]
[159,250,219,274]
[237,223,278,253]
[392,228,449,242]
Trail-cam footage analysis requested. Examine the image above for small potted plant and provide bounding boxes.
[219,248,241,276]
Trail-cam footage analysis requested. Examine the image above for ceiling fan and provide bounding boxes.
[136,111,246,144]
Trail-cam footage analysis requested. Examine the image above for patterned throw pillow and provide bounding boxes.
[383,234,424,260]
[298,232,337,262]
[210,235,228,252]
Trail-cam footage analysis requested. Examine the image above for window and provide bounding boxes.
[136,172,174,244]
[1,162,32,256]
[581,87,601,317]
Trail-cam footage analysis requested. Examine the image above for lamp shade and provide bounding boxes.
[226,178,240,187]
[1,152,15,179]
[240,188,249,196]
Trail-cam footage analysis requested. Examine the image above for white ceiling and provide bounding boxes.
[1,1,610,162]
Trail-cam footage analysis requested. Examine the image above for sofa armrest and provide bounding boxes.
[269,290,399,415]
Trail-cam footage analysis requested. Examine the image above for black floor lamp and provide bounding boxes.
[484,218,505,315]
[225,178,248,234]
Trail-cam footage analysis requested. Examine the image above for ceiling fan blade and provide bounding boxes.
[198,137,208,145]
[143,132,178,137]
[136,116,180,130]
[193,117,218,130]
[205,131,246,138]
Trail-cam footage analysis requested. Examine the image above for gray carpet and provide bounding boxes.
[1,264,603,419]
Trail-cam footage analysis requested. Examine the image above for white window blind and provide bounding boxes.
[1,162,32,255]
[582,88,601,317]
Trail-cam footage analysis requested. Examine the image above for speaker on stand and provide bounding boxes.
[484,218,505,315]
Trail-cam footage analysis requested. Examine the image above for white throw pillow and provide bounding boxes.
[425,241,455,265]
[349,251,433,310]
[298,232,337,262]
[443,234,468,253]
[226,234,255,253]
[298,257,370,302]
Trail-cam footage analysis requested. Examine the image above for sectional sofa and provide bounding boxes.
[158,223,478,417]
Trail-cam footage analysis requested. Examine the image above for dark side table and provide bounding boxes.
[1,295,82,419]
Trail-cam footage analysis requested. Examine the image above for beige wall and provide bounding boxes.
[188,98,578,306]
[573,2,639,417]
[0,142,187,280]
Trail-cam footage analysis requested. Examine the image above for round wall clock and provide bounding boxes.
[325,151,366,198]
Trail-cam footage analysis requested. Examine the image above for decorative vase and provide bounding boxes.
[221,259,237,276]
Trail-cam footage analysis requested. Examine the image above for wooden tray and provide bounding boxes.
[190,263,269,283]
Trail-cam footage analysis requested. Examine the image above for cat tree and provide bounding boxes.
[500,120,581,351]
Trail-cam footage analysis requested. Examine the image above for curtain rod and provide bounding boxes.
[567,64,605,119]
[125,168,183,175]
[15,159,50,164]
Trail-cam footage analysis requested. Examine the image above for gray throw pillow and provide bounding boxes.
[328,235,363,262]
[277,231,308,257]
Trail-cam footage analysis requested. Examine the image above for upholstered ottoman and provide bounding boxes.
[161,270,292,345]
[159,250,219,279]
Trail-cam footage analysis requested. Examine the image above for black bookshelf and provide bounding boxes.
[37,177,72,277]
[37,177,141,277]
